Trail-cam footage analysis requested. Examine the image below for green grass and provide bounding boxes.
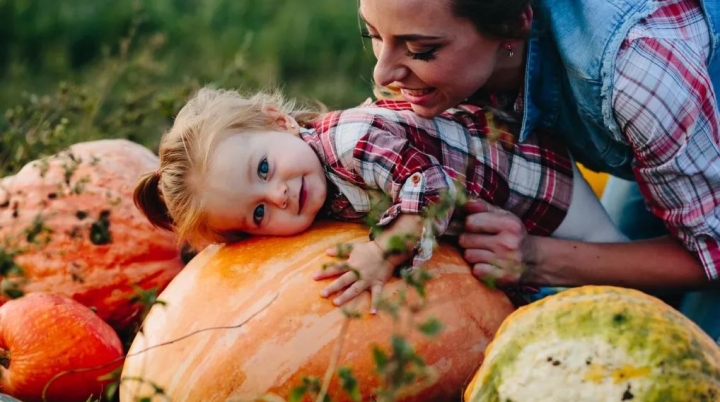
[0,0,377,176]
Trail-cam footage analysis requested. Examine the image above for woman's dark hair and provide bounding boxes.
[451,0,532,39]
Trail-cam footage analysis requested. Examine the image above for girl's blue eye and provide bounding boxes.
[253,204,265,225]
[258,157,269,179]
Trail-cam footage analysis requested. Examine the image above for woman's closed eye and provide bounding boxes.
[360,28,379,41]
[406,47,437,62]
[257,157,270,180]
[361,29,438,62]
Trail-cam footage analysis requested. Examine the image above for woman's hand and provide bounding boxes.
[313,240,396,313]
[458,199,537,286]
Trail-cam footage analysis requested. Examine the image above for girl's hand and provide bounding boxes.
[458,199,536,286]
[313,240,396,314]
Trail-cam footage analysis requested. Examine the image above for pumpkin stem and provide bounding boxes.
[0,349,10,369]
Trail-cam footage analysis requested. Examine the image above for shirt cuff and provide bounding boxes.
[695,234,720,280]
[374,171,456,267]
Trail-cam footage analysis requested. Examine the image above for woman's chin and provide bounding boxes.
[410,103,448,119]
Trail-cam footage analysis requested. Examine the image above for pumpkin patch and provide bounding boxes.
[0,139,185,331]
[119,221,516,402]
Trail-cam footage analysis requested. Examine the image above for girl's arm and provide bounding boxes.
[372,213,425,264]
[315,213,424,312]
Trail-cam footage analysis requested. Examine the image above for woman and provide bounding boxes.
[358,0,720,339]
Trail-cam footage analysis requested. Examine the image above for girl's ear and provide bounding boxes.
[261,106,301,135]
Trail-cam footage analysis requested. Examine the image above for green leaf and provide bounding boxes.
[417,317,443,337]
[338,367,361,402]
[303,376,322,393]
[288,385,307,402]
[391,335,412,358]
[372,346,389,372]
[333,243,353,259]
[384,235,408,255]
[481,276,498,289]
[341,307,362,319]
[104,381,119,401]
[375,298,399,320]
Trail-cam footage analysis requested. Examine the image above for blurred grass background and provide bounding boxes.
[0,0,376,176]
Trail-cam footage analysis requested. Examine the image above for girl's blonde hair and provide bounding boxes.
[133,87,324,250]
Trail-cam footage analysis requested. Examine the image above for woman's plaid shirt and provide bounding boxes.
[302,100,574,265]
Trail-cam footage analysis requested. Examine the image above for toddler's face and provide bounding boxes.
[204,130,327,238]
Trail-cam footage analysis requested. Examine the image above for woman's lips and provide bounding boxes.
[400,88,436,106]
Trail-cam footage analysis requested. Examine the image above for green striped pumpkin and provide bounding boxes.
[464,286,720,402]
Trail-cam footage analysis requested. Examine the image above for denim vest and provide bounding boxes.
[520,0,720,179]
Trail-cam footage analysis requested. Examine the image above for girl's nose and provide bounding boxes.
[269,182,288,209]
[373,47,409,87]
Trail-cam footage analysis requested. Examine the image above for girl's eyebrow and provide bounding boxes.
[359,12,441,42]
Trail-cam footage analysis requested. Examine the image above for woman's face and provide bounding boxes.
[360,0,505,118]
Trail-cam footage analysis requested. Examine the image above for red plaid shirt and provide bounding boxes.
[303,100,573,265]
[612,0,720,279]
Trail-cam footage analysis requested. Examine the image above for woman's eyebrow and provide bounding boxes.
[359,11,441,41]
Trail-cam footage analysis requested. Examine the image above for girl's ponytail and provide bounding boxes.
[133,171,173,231]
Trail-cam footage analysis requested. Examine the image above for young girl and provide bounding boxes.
[134,87,626,312]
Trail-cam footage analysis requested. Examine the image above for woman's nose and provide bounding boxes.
[373,47,409,87]
[268,182,288,209]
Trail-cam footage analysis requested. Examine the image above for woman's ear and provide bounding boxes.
[500,6,533,57]
[519,5,533,35]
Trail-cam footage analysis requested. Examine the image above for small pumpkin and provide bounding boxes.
[0,139,184,331]
[0,292,124,402]
[119,221,515,402]
[464,286,720,402]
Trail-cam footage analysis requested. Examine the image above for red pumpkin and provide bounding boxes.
[0,139,184,331]
[0,293,124,402]
[120,221,515,401]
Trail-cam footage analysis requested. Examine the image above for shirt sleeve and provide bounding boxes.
[328,108,458,266]
[613,36,720,280]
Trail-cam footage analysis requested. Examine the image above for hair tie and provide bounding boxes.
[154,170,161,179]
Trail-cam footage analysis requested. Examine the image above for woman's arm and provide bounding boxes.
[526,235,710,290]
[458,199,713,291]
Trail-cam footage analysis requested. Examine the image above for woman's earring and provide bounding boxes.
[504,44,514,58]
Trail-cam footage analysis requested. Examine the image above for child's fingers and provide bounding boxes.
[333,280,369,307]
[326,243,353,259]
[313,262,350,280]
[320,271,358,298]
[370,284,384,315]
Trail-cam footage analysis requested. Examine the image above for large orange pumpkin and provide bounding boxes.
[119,221,515,401]
[0,139,184,331]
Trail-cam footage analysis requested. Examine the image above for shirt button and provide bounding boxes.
[411,174,421,184]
